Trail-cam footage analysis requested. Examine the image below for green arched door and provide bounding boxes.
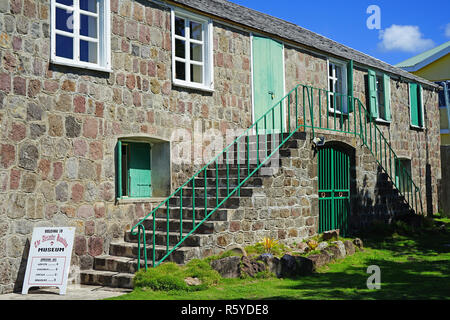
[318,146,350,236]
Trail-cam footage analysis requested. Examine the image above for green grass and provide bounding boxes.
[108,217,450,300]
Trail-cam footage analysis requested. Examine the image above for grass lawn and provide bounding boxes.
[108,217,450,300]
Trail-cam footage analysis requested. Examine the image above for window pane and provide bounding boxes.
[175,17,185,37]
[440,108,449,130]
[329,79,334,92]
[335,66,342,80]
[190,64,203,83]
[80,40,98,63]
[80,14,98,38]
[176,61,186,81]
[438,89,446,107]
[175,39,185,58]
[190,43,203,62]
[56,7,74,33]
[329,64,333,76]
[329,93,335,109]
[190,21,202,41]
[335,78,342,94]
[56,34,73,59]
[56,0,73,6]
[80,0,97,13]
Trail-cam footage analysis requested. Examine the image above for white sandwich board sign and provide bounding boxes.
[22,227,75,295]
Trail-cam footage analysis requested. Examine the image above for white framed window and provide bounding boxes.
[171,8,214,92]
[327,59,348,113]
[50,0,111,72]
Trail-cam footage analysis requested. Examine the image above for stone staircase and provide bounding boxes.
[79,130,415,289]
[80,133,302,289]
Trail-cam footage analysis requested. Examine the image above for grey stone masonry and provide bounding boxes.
[0,0,441,293]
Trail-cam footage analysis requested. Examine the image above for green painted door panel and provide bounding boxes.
[318,146,350,236]
[252,35,284,132]
[410,83,419,127]
[129,143,152,198]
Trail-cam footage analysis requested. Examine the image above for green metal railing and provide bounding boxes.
[130,83,423,271]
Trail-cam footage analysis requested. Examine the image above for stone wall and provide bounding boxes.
[353,67,441,216]
[0,0,253,293]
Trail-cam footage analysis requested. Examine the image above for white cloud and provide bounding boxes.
[445,23,450,38]
[378,24,435,52]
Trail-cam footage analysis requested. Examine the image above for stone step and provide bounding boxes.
[109,242,195,264]
[140,218,215,234]
[154,207,230,221]
[80,270,134,289]
[181,186,253,198]
[168,195,241,208]
[193,176,263,188]
[201,167,278,178]
[125,230,203,247]
[93,255,143,274]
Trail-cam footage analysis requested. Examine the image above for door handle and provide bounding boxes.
[268,91,274,99]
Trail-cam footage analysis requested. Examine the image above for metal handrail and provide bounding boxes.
[130,83,423,271]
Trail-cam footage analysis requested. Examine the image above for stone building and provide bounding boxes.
[0,0,441,292]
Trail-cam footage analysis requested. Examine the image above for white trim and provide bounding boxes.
[327,58,348,114]
[171,8,214,91]
[375,118,391,125]
[50,0,111,72]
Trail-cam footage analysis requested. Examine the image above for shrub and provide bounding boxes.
[133,261,221,292]
[133,263,189,291]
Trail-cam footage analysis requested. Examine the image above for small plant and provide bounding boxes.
[306,239,319,250]
[261,237,279,254]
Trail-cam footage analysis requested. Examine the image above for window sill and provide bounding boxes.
[117,197,168,204]
[328,109,349,116]
[173,79,215,93]
[375,118,391,125]
[50,58,112,73]
[410,124,425,131]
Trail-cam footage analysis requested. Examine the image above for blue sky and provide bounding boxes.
[232,0,450,66]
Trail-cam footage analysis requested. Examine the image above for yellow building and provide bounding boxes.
[397,41,450,145]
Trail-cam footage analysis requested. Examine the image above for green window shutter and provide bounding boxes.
[368,69,379,118]
[347,60,354,112]
[410,83,419,127]
[117,140,122,199]
[383,74,391,121]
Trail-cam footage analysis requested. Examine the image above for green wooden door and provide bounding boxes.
[252,35,284,132]
[129,143,152,198]
[318,146,350,236]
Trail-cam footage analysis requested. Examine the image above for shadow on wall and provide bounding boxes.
[350,166,414,233]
